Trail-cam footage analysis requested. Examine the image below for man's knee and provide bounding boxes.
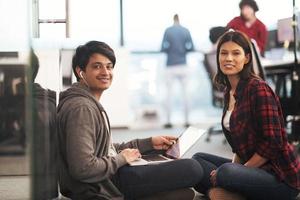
[178,159,203,184]
[119,166,144,182]
[192,152,212,161]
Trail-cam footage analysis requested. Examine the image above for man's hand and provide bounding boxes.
[152,136,177,150]
[120,148,141,163]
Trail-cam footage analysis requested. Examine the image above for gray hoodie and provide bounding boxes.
[57,83,153,200]
[32,83,58,199]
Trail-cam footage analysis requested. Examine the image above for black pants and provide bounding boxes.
[192,152,299,200]
[113,158,203,199]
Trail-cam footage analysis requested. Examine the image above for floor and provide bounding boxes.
[0,124,232,200]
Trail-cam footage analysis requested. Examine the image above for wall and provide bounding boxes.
[101,48,130,128]
[0,0,30,52]
[32,41,130,127]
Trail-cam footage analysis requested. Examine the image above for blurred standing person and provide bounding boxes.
[161,14,194,128]
[227,0,268,55]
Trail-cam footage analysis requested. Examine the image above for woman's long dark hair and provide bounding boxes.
[214,30,258,90]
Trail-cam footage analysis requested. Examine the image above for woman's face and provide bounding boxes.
[219,41,249,78]
[241,5,255,21]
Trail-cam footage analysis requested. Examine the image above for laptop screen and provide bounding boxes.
[165,127,205,159]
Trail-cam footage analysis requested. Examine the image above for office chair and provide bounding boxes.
[203,50,224,108]
[203,40,266,143]
[203,50,225,143]
[250,40,265,79]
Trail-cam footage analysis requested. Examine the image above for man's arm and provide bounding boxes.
[186,30,194,52]
[114,136,176,153]
[114,138,154,154]
[161,30,169,52]
[65,106,127,183]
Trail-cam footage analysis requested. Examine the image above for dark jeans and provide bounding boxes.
[113,159,203,200]
[192,152,299,200]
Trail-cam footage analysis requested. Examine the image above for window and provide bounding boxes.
[123,0,293,51]
[34,0,67,38]
[68,0,119,46]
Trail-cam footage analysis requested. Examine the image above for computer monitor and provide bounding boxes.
[277,17,294,43]
[265,29,280,51]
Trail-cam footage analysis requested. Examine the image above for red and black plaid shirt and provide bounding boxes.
[222,78,300,190]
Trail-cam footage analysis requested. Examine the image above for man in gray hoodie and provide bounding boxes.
[57,41,203,200]
[31,51,58,200]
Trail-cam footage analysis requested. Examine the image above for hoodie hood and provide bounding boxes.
[33,83,56,106]
[57,82,104,113]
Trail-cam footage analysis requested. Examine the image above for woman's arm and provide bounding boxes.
[251,80,285,160]
[232,153,241,164]
[244,153,268,168]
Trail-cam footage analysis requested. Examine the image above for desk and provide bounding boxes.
[261,58,295,98]
[263,59,294,72]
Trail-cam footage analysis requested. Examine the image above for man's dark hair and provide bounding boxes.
[239,0,259,12]
[209,26,229,44]
[30,49,39,82]
[173,14,179,22]
[72,41,116,81]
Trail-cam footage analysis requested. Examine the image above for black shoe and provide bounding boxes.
[184,123,190,128]
[164,123,173,128]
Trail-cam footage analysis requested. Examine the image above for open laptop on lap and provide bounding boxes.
[129,126,206,166]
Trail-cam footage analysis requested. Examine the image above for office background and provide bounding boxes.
[0,0,300,199]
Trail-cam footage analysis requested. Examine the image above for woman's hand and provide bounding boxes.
[244,153,268,168]
[120,148,141,163]
[210,170,217,186]
[151,136,177,150]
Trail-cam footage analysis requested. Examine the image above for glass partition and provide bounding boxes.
[0,0,32,198]
[0,1,59,199]
[30,50,58,199]
[0,56,31,200]
[1,0,298,199]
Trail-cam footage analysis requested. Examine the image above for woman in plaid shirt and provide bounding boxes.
[193,31,300,200]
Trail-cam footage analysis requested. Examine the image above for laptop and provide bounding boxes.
[129,126,206,166]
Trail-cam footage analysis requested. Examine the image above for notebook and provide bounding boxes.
[129,126,206,166]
